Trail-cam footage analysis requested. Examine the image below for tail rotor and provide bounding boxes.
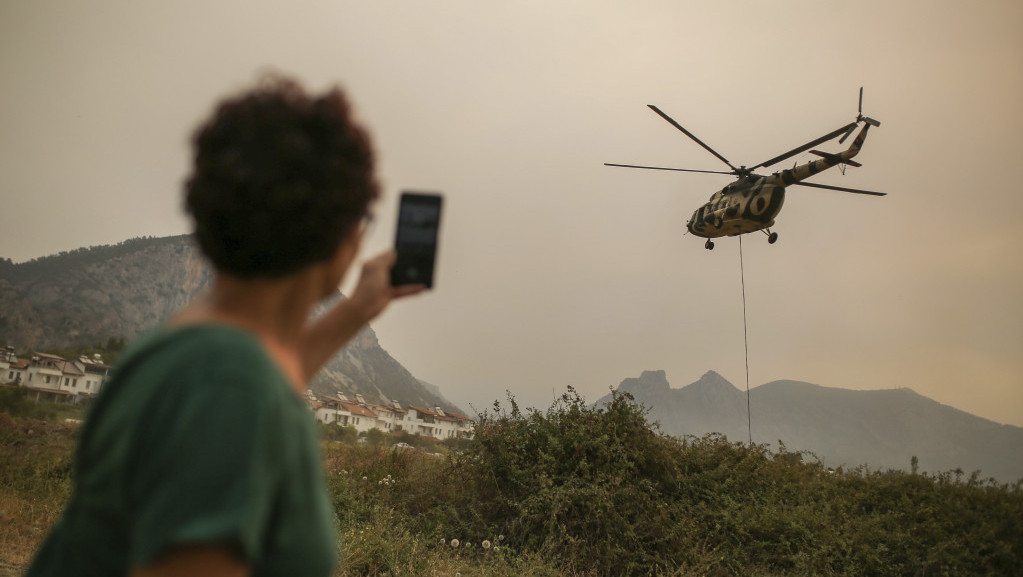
[840,87,880,143]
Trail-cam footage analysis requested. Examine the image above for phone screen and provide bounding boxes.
[390,191,442,288]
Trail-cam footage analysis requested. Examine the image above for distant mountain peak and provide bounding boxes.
[617,370,669,395]
[689,370,741,392]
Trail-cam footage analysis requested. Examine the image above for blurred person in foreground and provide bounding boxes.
[26,75,423,577]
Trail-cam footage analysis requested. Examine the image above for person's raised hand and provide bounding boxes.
[347,250,424,324]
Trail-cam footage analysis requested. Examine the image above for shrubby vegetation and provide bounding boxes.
[2,391,1021,576]
[326,389,1022,576]
[0,387,60,421]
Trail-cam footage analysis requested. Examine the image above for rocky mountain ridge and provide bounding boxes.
[601,370,1023,483]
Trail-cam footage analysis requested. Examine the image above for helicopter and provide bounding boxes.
[605,88,885,249]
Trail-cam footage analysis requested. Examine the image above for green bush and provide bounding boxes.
[402,389,1023,576]
[0,387,56,421]
[320,422,358,444]
[362,427,387,447]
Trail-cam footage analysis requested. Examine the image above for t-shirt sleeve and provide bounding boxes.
[124,363,283,568]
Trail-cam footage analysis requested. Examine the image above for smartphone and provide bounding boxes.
[390,191,443,289]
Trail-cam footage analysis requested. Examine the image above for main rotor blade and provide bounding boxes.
[838,123,857,144]
[647,105,738,171]
[791,181,886,196]
[604,163,734,175]
[752,122,858,169]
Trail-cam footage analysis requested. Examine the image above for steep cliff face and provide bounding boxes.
[309,306,463,413]
[1,236,461,414]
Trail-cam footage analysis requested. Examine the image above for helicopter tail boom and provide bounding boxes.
[767,123,873,188]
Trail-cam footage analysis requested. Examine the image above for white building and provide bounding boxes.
[1,346,21,383]
[26,353,65,391]
[1,350,111,404]
[339,401,379,435]
[314,395,353,427]
[78,354,111,395]
[309,394,474,442]
[406,405,474,440]
[310,394,382,435]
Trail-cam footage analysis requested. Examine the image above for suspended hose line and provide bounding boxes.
[739,236,752,445]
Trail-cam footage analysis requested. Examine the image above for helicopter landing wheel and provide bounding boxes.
[705,239,715,250]
[768,232,778,244]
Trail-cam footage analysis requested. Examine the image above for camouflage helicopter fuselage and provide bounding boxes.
[686,123,872,239]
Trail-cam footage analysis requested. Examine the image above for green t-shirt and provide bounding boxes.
[26,325,337,577]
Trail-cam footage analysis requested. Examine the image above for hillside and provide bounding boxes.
[0,236,461,413]
[599,370,1023,483]
[0,236,210,349]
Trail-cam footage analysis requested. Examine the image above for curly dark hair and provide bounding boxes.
[185,75,379,279]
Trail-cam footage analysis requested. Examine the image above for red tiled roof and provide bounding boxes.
[340,402,377,418]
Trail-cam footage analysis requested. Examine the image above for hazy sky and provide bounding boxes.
[2,1,1021,428]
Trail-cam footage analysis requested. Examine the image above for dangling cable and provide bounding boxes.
[739,235,752,445]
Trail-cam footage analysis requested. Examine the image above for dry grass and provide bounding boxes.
[0,413,76,572]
